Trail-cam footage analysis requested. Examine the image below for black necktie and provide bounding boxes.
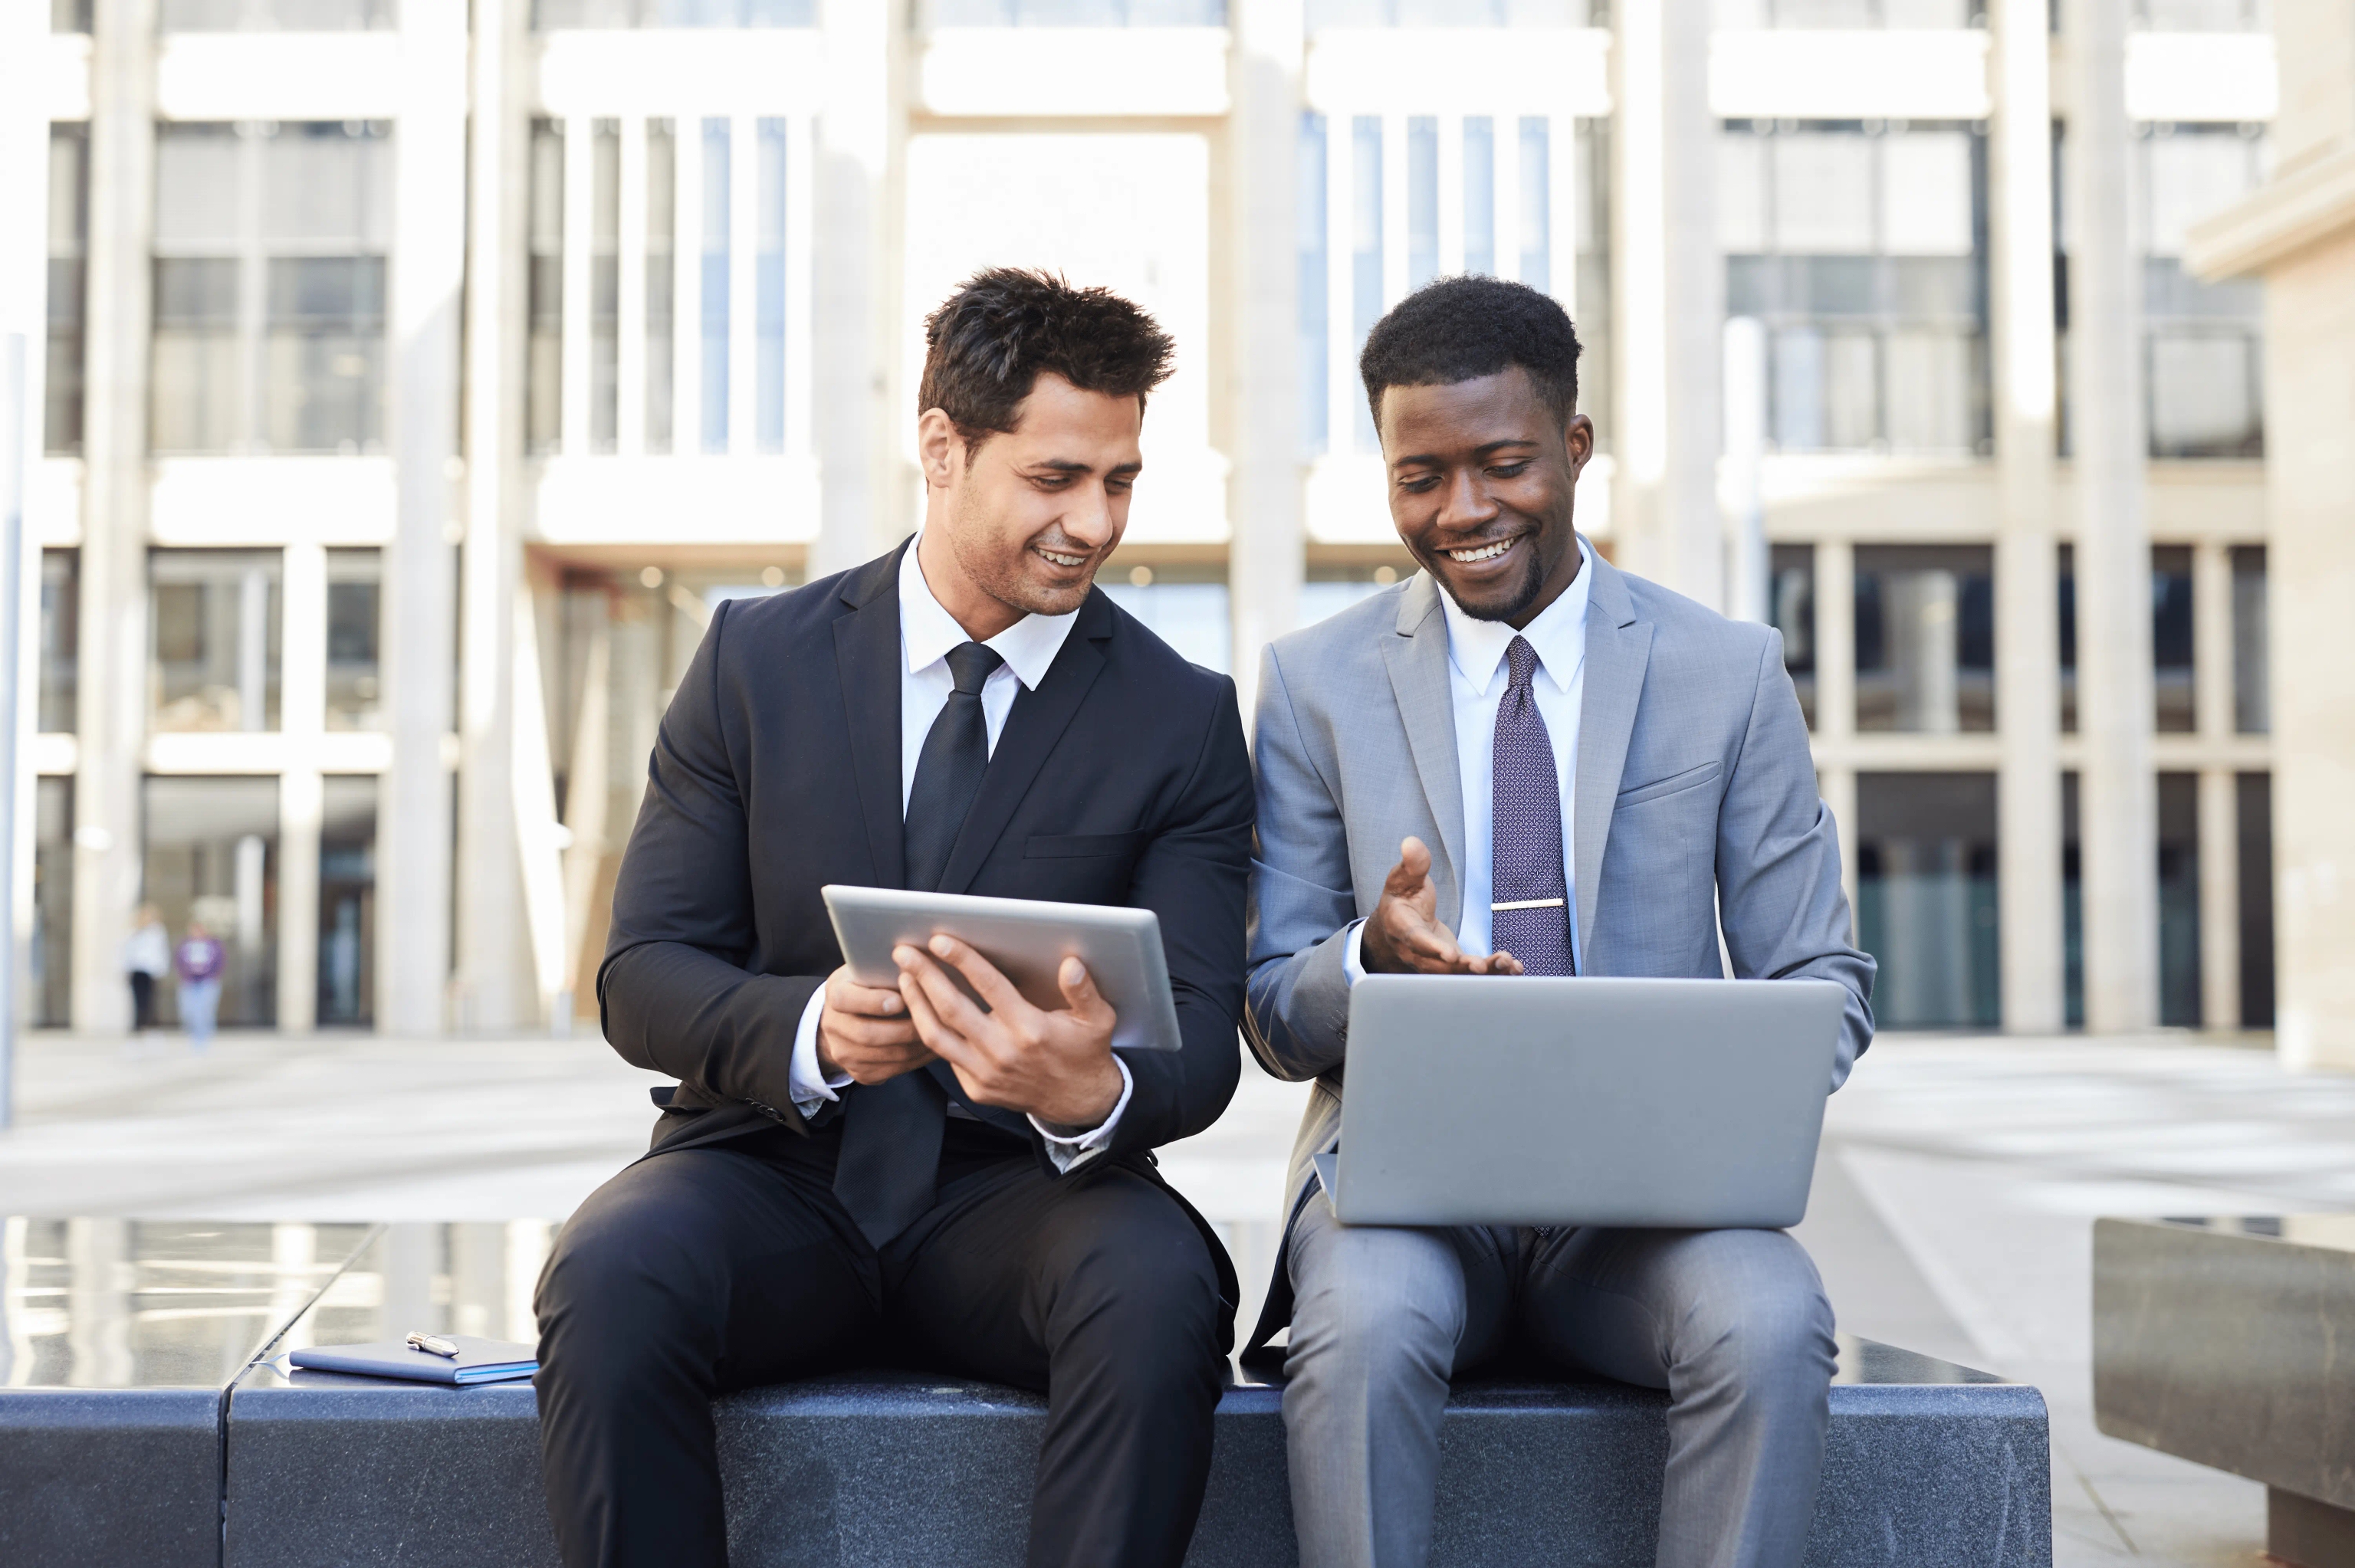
[1490,635,1576,976]
[833,640,1004,1248]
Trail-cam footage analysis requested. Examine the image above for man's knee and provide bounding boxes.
[1288,1222,1467,1385]
[537,1173,731,1386]
[1667,1232,1837,1393]
[1046,1180,1222,1363]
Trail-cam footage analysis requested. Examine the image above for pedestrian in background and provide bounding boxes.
[123,904,170,1033]
[176,921,227,1051]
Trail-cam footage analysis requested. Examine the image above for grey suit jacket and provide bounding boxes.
[1240,543,1874,1356]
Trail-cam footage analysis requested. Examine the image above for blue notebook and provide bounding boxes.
[288,1337,539,1386]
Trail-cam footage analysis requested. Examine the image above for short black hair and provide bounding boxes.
[1358,274,1582,433]
[919,267,1176,456]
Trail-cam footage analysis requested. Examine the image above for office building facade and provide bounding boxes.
[0,0,2285,1040]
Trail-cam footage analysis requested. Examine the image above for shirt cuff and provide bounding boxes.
[1342,918,1369,986]
[788,988,854,1117]
[1028,1055,1135,1175]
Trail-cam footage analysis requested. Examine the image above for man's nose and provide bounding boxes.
[1059,484,1118,546]
[1436,467,1496,530]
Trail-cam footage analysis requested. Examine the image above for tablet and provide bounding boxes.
[821,885,1184,1054]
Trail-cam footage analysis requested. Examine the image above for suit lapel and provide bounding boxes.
[1572,549,1652,953]
[934,587,1114,896]
[830,544,911,889]
[1378,575,1467,931]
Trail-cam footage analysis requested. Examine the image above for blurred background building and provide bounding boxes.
[0,0,2304,1051]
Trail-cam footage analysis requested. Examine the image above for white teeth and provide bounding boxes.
[1036,549,1086,567]
[1447,540,1513,563]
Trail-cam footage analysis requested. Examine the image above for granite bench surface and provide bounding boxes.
[2094,1215,2355,1568]
[2,1218,2053,1568]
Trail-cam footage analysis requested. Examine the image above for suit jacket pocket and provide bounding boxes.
[1614,759,1723,808]
[1025,830,1152,859]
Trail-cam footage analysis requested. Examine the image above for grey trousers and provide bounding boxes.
[1281,1197,1838,1568]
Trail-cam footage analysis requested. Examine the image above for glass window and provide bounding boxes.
[48,123,89,456]
[52,0,93,29]
[318,776,376,1026]
[1769,543,1816,729]
[150,549,284,733]
[535,0,815,25]
[1351,115,1382,451]
[142,776,280,1028]
[701,118,732,455]
[590,120,621,454]
[1306,0,1592,21]
[151,121,392,456]
[1855,772,1999,1029]
[1300,563,1404,627]
[2231,544,2266,733]
[1463,117,1496,278]
[2058,542,2077,733]
[1854,544,1994,733]
[2156,773,2201,1026]
[326,549,382,731]
[2235,772,2272,1028]
[2132,0,2269,29]
[645,120,677,454]
[1723,120,1989,455]
[1298,111,1329,458]
[1716,0,1974,20]
[160,0,393,27]
[527,119,565,456]
[2063,770,2081,1023]
[1100,566,1230,672]
[1406,117,1439,294]
[2140,126,2266,458]
[1518,117,1551,295]
[34,777,73,1028]
[2151,544,2195,733]
[756,118,789,454]
[40,549,78,734]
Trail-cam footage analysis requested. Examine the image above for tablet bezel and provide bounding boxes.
[820,885,1184,1054]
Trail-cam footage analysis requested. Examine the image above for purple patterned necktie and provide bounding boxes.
[1490,635,1575,976]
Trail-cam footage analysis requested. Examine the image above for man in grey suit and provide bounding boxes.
[1243,275,1876,1568]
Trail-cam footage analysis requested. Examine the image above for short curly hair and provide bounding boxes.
[1358,275,1582,433]
[919,267,1176,457]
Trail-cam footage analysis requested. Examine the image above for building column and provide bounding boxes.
[455,0,530,1032]
[1815,538,1860,920]
[1991,0,2065,1034]
[1225,0,1304,713]
[71,0,156,1034]
[378,0,465,1035]
[276,541,324,1032]
[2064,0,2159,1032]
[808,0,906,580]
[1,0,51,1035]
[1610,0,1722,609]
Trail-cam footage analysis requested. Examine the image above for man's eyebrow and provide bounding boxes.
[1391,437,1542,467]
[1023,458,1144,475]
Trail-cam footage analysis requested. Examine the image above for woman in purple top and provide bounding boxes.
[175,921,227,1051]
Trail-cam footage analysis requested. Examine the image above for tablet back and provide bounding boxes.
[1334,975,1844,1228]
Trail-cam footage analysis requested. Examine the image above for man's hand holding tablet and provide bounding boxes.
[893,937,1125,1130]
[813,966,934,1085]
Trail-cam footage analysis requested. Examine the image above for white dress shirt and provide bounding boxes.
[1348,539,1594,978]
[786,538,1133,1170]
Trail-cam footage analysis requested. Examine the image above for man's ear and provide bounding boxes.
[916,408,961,490]
[1562,412,1595,473]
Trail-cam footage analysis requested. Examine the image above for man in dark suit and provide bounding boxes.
[534,268,1256,1568]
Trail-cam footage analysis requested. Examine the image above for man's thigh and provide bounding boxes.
[1516,1226,1832,1390]
[1285,1199,1517,1376]
[539,1141,875,1389]
[886,1160,1222,1389]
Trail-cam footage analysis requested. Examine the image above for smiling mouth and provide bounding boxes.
[1033,546,1091,569]
[1443,538,1518,565]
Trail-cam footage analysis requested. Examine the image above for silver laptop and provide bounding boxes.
[1327,974,1847,1230]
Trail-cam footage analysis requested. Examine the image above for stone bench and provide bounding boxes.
[0,1218,2054,1566]
[2094,1215,2355,1568]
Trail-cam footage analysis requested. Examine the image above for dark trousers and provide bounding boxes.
[128,972,155,1031]
[534,1124,1226,1568]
